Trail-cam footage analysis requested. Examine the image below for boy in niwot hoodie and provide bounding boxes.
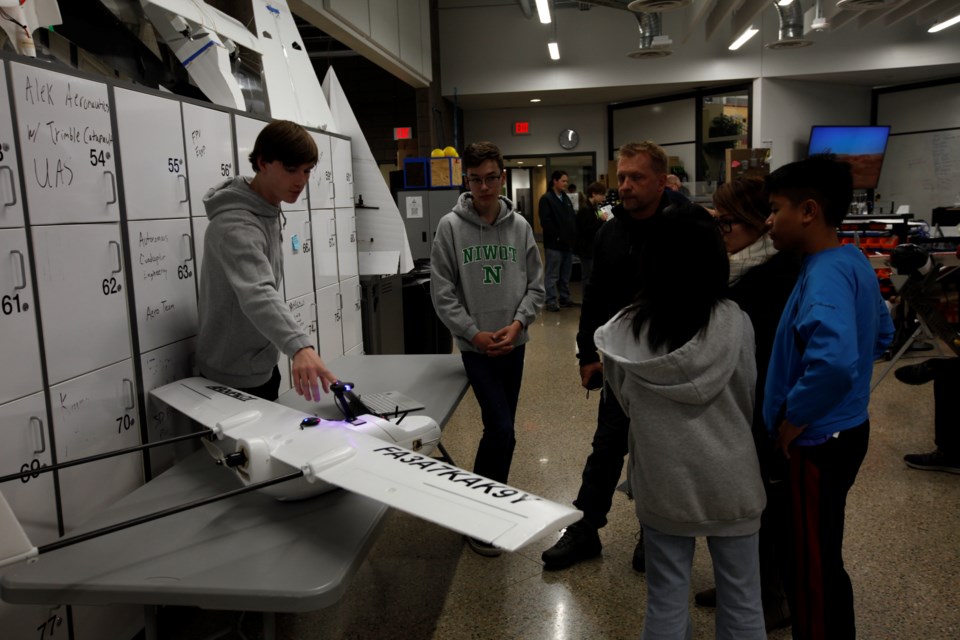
[197,120,336,402]
[430,141,545,557]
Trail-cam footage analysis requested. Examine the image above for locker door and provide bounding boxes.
[140,338,197,476]
[311,209,338,289]
[282,209,313,300]
[340,276,363,353]
[335,206,358,280]
[11,63,119,224]
[182,103,235,217]
[331,136,353,207]
[315,282,343,360]
[49,359,142,533]
[127,218,198,352]
[0,392,58,546]
[307,131,334,210]
[191,215,210,284]
[398,191,430,261]
[234,115,309,213]
[0,228,43,404]
[0,65,25,228]
[32,224,132,384]
[114,88,189,220]
[0,603,67,640]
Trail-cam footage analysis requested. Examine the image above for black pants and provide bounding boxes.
[572,383,630,529]
[933,358,960,456]
[461,345,525,484]
[782,420,869,640]
[236,366,282,402]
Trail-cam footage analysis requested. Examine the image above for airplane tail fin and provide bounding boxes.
[0,491,38,569]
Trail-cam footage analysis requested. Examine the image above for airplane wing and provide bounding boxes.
[151,378,581,551]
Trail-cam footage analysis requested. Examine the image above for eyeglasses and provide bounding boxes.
[715,217,740,234]
[465,173,503,187]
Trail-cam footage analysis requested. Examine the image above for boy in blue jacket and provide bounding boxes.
[763,155,894,640]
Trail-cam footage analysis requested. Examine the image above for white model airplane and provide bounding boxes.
[0,377,581,569]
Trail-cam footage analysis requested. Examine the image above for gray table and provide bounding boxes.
[1,355,467,620]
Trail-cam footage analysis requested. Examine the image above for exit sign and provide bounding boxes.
[513,121,530,136]
[393,126,413,140]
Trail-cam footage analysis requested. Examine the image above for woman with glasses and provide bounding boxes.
[695,175,800,632]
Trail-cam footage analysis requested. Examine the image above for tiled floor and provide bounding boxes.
[165,283,960,639]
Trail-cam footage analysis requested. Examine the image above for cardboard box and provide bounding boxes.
[430,157,462,188]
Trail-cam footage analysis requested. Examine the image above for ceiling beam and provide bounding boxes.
[681,0,718,44]
[882,0,940,27]
[827,9,862,31]
[729,0,771,38]
[917,0,960,24]
[704,0,738,41]
[857,0,910,27]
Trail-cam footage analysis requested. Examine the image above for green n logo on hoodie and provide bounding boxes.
[482,265,502,285]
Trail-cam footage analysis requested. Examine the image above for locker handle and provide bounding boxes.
[178,174,189,204]
[0,165,16,206]
[30,416,45,454]
[336,292,343,311]
[356,283,362,310]
[11,249,26,290]
[182,233,194,262]
[422,231,427,243]
[105,170,117,205]
[123,378,135,411]
[109,240,122,274]
[309,302,317,333]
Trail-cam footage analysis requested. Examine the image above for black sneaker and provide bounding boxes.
[466,536,503,557]
[632,529,645,573]
[894,359,943,385]
[559,300,581,308]
[541,521,601,570]
[545,304,560,312]
[903,449,960,474]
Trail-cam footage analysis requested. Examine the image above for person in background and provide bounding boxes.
[541,141,672,572]
[430,141,545,557]
[694,175,800,632]
[595,203,766,640]
[894,357,960,474]
[763,155,894,639]
[575,181,610,286]
[539,170,579,311]
[197,120,336,402]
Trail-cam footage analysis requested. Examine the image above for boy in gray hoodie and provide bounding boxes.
[430,141,545,557]
[197,120,336,401]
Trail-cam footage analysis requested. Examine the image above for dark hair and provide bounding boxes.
[765,154,853,228]
[462,141,504,172]
[712,175,769,232]
[248,120,318,173]
[551,170,568,185]
[623,203,729,352]
[586,181,606,197]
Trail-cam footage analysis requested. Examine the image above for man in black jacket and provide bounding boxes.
[538,170,578,311]
[542,141,672,571]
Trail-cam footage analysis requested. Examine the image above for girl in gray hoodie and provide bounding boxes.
[594,204,766,639]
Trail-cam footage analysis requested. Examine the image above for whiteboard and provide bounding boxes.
[876,129,960,222]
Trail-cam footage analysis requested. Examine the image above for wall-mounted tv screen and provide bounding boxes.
[808,125,891,190]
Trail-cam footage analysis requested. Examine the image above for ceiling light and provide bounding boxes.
[530,98,541,103]
[548,40,560,60]
[518,161,524,164]
[929,13,960,33]
[777,0,794,6]
[535,0,551,24]
[729,25,759,50]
